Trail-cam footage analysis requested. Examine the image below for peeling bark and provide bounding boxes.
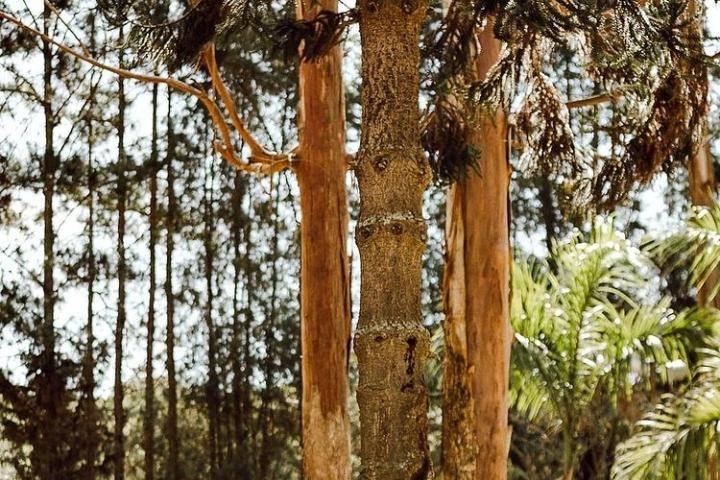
[442,19,512,480]
[295,1,352,478]
[354,1,433,478]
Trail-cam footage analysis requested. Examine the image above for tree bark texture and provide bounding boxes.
[442,19,512,480]
[354,1,433,478]
[295,1,352,478]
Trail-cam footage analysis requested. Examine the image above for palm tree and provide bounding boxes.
[612,343,720,480]
[611,204,720,480]
[646,203,720,305]
[511,219,715,479]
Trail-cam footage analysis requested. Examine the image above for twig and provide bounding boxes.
[43,0,90,57]
[566,92,618,109]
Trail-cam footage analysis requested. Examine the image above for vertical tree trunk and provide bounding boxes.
[354,1,432,478]
[442,19,512,480]
[687,0,719,308]
[294,1,351,478]
[114,28,127,480]
[258,187,281,479]
[203,141,220,480]
[39,5,60,476]
[145,81,159,480]
[165,88,180,480]
[81,57,98,480]
[230,172,251,479]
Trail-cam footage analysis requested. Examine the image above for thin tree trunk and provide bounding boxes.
[258,187,281,479]
[144,81,159,480]
[165,88,180,480]
[114,27,127,480]
[81,59,98,480]
[354,1,432,478]
[39,4,60,476]
[203,139,220,480]
[294,1,351,478]
[230,172,251,479]
[443,18,512,480]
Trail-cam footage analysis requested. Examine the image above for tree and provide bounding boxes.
[145,81,160,480]
[612,342,720,480]
[293,1,352,478]
[114,20,129,480]
[511,220,715,479]
[441,15,511,480]
[164,88,180,480]
[428,2,714,478]
[351,1,434,477]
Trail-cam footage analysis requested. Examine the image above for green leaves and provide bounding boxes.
[612,345,720,480]
[647,203,720,304]
[511,218,715,473]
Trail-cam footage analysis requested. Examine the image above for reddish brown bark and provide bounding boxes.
[295,1,352,478]
[443,19,512,480]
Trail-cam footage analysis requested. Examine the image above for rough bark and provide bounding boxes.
[144,81,159,480]
[354,1,433,478]
[295,1,352,478]
[442,19,512,480]
[165,89,180,480]
[114,31,127,480]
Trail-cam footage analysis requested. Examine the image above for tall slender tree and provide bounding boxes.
[165,88,180,480]
[202,131,221,480]
[113,22,128,480]
[294,1,352,478]
[145,81,160,480]
[442,17,511,480]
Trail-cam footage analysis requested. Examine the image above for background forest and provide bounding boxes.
[1,0,720,479]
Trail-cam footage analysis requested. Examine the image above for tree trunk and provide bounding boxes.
[231,172,251,479]
[38,4,60,476]
[114,29,127,480]
[442,19,512,480]
[165,88,180,480]
[294,1,352,478]
[687,0,719,308]
[258,187,281,479]
[203,140,220,480]
[81,53,98,480]
[145,81,159,480]
[354,1,432,478]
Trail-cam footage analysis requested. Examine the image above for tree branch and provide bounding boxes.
[566,92,618,109]
[0,9,291,176]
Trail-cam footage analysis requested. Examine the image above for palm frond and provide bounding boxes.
[646,203,720,303]
[612,344,720,480]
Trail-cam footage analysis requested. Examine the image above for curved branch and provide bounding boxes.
[0,9,290,175]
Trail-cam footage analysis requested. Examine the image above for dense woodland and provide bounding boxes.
[1,0,720,479]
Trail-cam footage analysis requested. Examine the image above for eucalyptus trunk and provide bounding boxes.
[354,1,432,478]
[442,19,512,480]
[295,1,351,478]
